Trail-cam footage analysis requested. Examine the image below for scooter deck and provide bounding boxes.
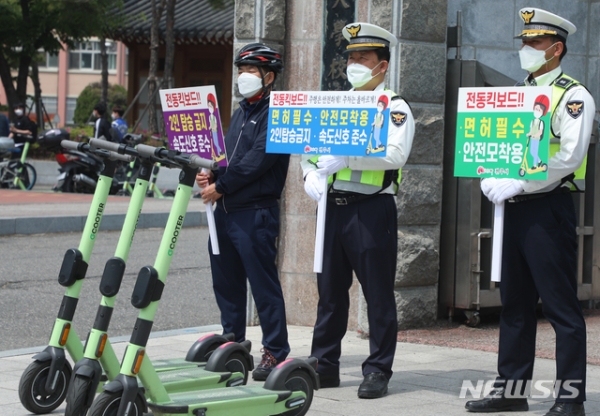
[154,357,203,372]
[148,365,245,392]
[147,385,305,415]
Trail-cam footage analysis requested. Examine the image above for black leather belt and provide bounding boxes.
[327,192,381,205]
[507,186,570,203]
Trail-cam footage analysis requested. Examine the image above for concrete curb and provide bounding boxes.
[0,211,208,236]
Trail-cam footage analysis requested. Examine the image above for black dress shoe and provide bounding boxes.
[318,373,340,388]
[544,402,585,416]
[465,387,528,412]
[357,372,388,399]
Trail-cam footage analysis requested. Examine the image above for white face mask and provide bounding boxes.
[346,62,382,89]
[519,43,557,73]
[533,110,543,119]
[14,109,23,117]
[111,113,117,120]
[237,72,265,99]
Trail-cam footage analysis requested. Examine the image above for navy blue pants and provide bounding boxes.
[209,205,290,361]
[311,194,398,379]
[495,192,586,401]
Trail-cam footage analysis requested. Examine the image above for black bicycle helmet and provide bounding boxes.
[234,43,283,74]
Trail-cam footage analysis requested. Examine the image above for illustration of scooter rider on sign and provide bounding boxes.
[366,94,389,154]
[519,94,550,176]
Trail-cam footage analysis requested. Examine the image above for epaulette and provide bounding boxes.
[391,95,412,111]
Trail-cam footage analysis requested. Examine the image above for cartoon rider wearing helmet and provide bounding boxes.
[527,94,550,168]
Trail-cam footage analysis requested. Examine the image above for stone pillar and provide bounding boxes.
[355,0,449,330]
[369,0,448,329]
[277,0,326,328]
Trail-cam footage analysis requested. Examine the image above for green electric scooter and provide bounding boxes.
[17,141,131,414]
[86,140,319,416]
[64,140,252,416]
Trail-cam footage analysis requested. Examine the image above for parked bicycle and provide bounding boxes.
[0,135,37,190]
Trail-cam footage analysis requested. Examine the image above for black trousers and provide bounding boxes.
[311,194,398,379]
[495,192,586,402]
[209,206,290,362]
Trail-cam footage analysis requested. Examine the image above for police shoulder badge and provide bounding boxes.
[390,111,407,127]
[566,100,584,119]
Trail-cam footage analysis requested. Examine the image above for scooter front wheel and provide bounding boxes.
[18,359,72,414]
[64,375,93,416]
[88,391,145,416]
[274,369,314,416]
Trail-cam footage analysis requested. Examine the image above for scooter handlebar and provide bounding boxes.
[60,139,81,151]
[61,139,132,162]
[136,144,218,170]
[88,138,121,153]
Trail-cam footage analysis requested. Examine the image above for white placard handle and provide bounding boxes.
[202,168,220,255]
[313,172,328,273]
[491,202,504,282]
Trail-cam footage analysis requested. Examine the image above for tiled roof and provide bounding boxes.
[109,0,234,45]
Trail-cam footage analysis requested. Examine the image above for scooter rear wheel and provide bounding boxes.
[87,391,145,416]
[224,351,250,385]
[274,369,314,416]
[64,375,93,416]
[18,359,72,414]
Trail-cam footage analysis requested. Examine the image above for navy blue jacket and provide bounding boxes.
[213,95,290,213]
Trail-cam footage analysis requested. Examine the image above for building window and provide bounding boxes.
[68,40,117,71]
[38,52,59,69]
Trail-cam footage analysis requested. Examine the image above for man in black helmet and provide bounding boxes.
[196,43,290,382]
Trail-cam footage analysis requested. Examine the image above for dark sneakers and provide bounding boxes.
[544,402,585,416]
[465,387,528,412]
[252,348,278,381]
[357,372,388,399]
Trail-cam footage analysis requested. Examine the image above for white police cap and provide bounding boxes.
[515,8,576,41]
[342,22,398,52]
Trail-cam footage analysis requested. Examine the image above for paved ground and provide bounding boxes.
[3,325,600,416]
[2,186,600,415]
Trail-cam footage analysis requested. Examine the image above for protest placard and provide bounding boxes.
[455,86,553,282]
[159,85,226,166]
[159,85,225,254]
[267,90,393,157]
[267,90,393,272]
[455,86,553,180]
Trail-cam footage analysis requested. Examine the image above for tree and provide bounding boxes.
[147,0,167,134]
[0,0,123,121]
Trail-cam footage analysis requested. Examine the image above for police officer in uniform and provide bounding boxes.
[301,22,415,399]
[466,8,596,416]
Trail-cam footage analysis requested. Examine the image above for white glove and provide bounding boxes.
[304,170,323,201]
[316,155,348,176]
[487,179,523,205]
[480,178,497,198]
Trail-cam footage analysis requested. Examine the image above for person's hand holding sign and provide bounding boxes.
[316,155,349,176]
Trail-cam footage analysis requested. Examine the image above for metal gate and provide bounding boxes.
[438,58,600,326]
